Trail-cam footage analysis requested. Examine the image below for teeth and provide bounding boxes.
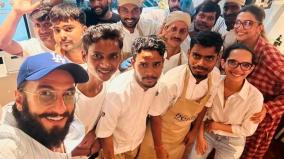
[126,20,134,23]
[46,116,64,121]
[98,70,111,74]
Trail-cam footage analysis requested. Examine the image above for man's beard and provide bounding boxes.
[91,6,109,18]
[169,6,181,12]
[189,65,209,82]
[121,18,139,29]
[12,99,74,149]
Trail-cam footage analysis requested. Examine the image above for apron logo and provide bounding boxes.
[175,113,196,121]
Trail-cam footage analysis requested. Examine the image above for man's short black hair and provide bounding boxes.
[222,43,257,65]
[49,3,86,25]
[131,35,166,60]
[82,24,123,52]
[189,31,223,54]
[195,1,221,24]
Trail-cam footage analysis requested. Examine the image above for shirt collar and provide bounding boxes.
[221,77,250,100]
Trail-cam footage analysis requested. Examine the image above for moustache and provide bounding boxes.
[38,112,70,118]
[171,37,182,42]
[192,66,209,71]
[142,76,158,80]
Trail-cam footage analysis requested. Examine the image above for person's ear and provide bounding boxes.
[15,91,24,111]
[82,50,88,62]
[220,59,225,70]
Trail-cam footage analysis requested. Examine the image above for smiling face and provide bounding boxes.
[118,4,142,30]
[84,39,122,82]
[234,12,262,43]
[14,69,76,147]
[53,20,85,52]
[221,49,254,82]
[162,21,188,48]
[89,0,109,17]
[133,50,164,90]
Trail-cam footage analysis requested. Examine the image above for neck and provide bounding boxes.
[224,78,243,93]
[43,39,56,51]
[166,45,180,59]
[240,36,260,50]
[77,74,103,97]
[101,11,112,20]
[50,143,65,153]
[64,47,84,64]
[125,26,135,33]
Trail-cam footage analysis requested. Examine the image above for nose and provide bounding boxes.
[100,58,111,68]
[53,96,68,114]
[196,58,207,66]
[60,30,67,40]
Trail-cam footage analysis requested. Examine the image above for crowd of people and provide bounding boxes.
[0,0,283,159]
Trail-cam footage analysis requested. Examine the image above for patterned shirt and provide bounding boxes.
[247,36,284,120]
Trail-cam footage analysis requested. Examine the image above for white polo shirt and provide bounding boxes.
[95,70,164,154]
[150,64,221,115]
[206,76,263,137]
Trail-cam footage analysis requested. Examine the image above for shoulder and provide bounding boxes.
[107,70,133,93]
[161,64,187,84]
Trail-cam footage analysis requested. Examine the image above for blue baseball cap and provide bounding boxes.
[17,52,89,87]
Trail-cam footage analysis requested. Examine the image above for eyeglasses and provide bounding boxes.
[234,20,260,30]
[23,89,78,106]
[227,59,253,71]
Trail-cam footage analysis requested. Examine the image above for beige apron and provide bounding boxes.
[137,69,212,159]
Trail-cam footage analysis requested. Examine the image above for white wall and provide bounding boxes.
[264,3,284,53]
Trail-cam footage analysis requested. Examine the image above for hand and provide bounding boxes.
[204,120,218,132]
[196,135,208,155]
[72,129,99,156]
[119,57,132,70]
[250,105,267,123]
[155,145,169,159]
[11,0,41,15]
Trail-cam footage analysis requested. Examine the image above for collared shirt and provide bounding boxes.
[248,36,284,120]
[114,18,160,53]
[206,76,264,137]
[150,64,221,115]
[19,38,53,57]
[95,70,163,154]
[163,51,188,73]
[0,103,71,159]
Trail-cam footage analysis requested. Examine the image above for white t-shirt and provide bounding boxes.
[150,64,221,115]
[95,70,164,154]
[19,38,53,57]
[75,83,107,133]
[0,104,72,159]
[206,76,263,137]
